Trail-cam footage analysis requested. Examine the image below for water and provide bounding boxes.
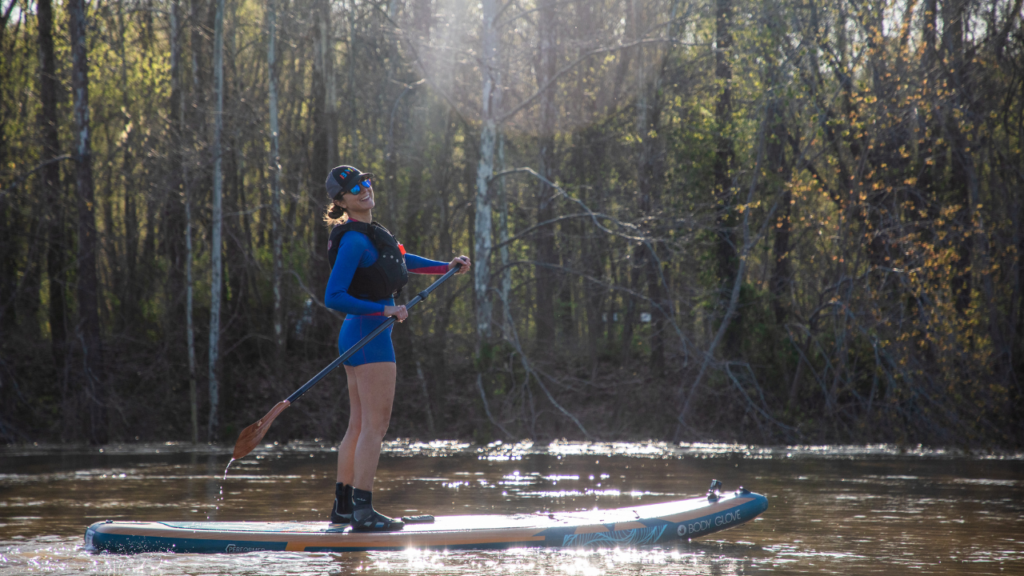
[1,440,1022,575]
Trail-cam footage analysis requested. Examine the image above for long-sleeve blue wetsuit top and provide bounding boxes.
[324,227,449,316]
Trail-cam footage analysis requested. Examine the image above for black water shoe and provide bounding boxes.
[351,508,405,532]
[330,483,353,524]
[350,487,404,532]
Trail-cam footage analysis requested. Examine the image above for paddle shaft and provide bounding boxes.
[285,265,460,404]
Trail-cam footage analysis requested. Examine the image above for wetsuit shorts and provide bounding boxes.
[339,313,395,366]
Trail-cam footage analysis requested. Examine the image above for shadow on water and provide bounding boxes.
[1,440,1022,575]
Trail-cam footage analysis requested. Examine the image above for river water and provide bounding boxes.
[1,440,1021,575]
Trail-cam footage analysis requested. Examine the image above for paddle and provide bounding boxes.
[232,264,462,461]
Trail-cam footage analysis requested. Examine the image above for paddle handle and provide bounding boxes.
[285,264,461,404]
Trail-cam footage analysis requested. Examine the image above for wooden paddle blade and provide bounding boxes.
[232,400,291,460]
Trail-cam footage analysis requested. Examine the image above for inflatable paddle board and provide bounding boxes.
[85,483,767,554]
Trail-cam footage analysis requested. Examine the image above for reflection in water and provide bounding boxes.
[1,441,1022,575]
[0,539,766,576]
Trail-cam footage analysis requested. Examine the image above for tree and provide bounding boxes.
[1,0,1022,447]
[37,0,67,368]
[533,0,558,349]
[69,0,105,442]
[712,0,738,355]
[208,0,225,440]
[473,0,500,344]
[267,0,284,371]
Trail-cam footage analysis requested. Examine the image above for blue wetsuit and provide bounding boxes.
[324,229,449,366]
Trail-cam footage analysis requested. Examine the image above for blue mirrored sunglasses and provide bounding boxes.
[348,178,372,194]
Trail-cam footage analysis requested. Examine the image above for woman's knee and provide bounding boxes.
[344,416,362,437]
[360,417,390,441]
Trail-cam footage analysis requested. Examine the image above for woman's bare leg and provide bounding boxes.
[336,365,362,484]
[349,362,396,491]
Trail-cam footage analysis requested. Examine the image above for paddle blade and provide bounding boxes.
[232,400,291,460]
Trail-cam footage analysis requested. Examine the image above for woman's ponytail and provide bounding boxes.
[324,201,348,226]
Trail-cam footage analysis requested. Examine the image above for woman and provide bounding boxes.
[323,165,470,532]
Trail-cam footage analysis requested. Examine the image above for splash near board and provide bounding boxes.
[84,483,767,554]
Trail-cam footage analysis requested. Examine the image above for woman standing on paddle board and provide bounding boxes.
[323,165,470,532]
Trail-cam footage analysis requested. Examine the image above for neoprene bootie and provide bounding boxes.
[330,483,353,524]
[350,488,405,532]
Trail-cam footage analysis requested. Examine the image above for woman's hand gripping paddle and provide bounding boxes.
[232,265,462,461]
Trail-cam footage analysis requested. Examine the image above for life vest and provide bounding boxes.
[327,221,408,301]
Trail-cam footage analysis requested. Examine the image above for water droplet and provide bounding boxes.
[223,458,235,481]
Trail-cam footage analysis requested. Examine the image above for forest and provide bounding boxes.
[1,0,1022,447]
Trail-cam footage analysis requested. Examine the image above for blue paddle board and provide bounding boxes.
[85,485,768,554]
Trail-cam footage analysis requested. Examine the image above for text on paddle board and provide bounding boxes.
[676,509,741,536]
[225,543,267,553]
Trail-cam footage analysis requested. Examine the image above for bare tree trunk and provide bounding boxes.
[38,0,67,368]
[712,0,738,355]
[186,171,198,443]
[400,0,432,233]
[170,0,187,441]
[70,0,106,442]
[620,245,641,364]
[497,133,510,334]
[345,0,357,161]
[223,0,248,348]
[938,0,971,318]
[940,0,1004,366]
[922,0,937,60]
[208,0,225,441]
[17,203,43,341]
[767,98,792,325]
[173,0,199,444]
[634,0,670,374]
[677,119,768,433]
[474,0,500,343]
[0,195,12,342]
[382,0,401,230]
[575,127,606,373]
[308,0,333,340]
[116,0,139,332]
[534,0,557,349]
[267,0,284,371]
[322,0,337,167]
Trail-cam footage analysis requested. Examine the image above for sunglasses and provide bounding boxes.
[347,177,373,195]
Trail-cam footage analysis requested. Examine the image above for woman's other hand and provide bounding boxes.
[383,305,408,322]
[449,256,471,274]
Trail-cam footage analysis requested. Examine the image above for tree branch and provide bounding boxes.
[676,101,780,431]
[0,155,72,200]
[497,36,676,124]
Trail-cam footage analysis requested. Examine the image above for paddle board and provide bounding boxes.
[85,485,768,554]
